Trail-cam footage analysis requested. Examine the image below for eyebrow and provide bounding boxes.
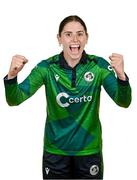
[63,30,84,34]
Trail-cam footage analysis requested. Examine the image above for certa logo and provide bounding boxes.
[56,92,92,107]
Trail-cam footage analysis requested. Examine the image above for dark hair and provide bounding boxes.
[58,15,88,36]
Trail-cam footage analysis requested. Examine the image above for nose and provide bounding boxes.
[72,34,78,42]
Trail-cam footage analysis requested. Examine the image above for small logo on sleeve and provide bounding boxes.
[108,65,113,71]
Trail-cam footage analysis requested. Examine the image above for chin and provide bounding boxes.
[69,51,83,60]
[69,54,81,60]
[64,49,83,61]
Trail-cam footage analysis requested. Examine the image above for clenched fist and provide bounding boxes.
[8,55,28,79]
[109,53,126,81]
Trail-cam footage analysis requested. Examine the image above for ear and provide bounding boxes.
[86,33,89,44]
[57,34,61,46]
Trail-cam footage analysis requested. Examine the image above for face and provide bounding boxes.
[57,21,88,61]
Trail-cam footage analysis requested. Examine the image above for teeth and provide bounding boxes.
[70,45,80,48]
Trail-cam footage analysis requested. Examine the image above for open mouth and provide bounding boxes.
[69,44,80,53]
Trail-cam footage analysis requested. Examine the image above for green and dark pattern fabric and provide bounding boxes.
[4,52,132,156]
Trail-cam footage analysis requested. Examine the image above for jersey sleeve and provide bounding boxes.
[99,57,132,108]
[4,65,45,106]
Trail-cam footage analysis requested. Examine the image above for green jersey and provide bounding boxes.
[4,52,131,156]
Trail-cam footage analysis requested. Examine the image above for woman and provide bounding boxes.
[4,15,131,179]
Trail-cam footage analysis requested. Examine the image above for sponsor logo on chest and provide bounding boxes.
[56,92,92,107]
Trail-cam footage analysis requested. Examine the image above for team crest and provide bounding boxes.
[84,72,94,82]
[90,165,99,176]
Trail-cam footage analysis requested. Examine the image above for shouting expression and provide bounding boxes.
[57,21,88,62]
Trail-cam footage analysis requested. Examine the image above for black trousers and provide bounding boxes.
[43,151,103,179]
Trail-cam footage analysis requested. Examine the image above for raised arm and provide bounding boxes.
[8,54,28,79]
[101,53,132,108]
[4,55,44,106]
[109,53,126,81]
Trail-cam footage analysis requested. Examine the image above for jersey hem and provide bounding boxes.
[44,147,101,156]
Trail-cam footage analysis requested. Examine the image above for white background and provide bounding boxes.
[0,0,137,179]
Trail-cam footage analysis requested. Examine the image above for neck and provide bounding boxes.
[66,58,80,68]
[63,53,82,68]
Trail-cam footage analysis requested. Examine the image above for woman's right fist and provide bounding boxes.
[8,55,28,79]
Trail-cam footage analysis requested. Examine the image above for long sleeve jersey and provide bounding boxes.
[4,52,132,156]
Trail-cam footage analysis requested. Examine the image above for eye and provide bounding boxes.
[65,33,72,37]
[77,32,84,37]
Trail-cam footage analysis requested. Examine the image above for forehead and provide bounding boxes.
[62,21,85,32]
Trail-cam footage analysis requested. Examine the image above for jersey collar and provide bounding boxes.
[59,50,88,69]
